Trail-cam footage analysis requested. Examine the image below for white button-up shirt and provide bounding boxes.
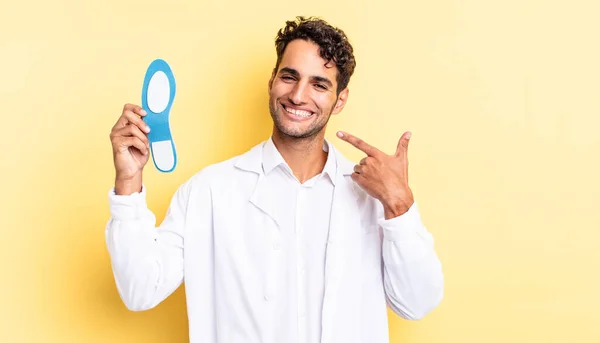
[260,138,335,343]
[105,137,444,343]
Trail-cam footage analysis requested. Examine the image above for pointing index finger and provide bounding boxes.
[336,131,381,157]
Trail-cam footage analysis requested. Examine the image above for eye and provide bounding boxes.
[281,75,295,81]
[315,83,328,90]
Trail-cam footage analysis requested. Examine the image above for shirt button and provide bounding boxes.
[272,241,281,250]
[264,295,270,301]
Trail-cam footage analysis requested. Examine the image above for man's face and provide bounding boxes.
[268,39,348,139]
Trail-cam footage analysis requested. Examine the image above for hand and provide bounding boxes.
[337,130,414,219]
[109,104,151,194]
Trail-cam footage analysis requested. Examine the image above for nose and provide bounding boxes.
[288,81,308,105]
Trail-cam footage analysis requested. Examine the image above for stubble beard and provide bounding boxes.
[269,99,336,140]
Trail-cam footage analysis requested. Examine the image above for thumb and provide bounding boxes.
[396,131,411,156]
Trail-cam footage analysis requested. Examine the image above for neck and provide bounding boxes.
[271,129,328,184]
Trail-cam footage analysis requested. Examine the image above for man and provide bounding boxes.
[106,16,443,343]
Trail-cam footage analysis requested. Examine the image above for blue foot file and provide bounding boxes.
[141,58,177,173]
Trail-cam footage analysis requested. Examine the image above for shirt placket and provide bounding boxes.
[295,184,308,343]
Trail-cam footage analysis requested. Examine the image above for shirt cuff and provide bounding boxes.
[378,201,424,242]
[108,184,148,220]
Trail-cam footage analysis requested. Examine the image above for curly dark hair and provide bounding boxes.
[273,16,356,95]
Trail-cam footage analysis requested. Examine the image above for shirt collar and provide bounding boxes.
[262,136,337,185]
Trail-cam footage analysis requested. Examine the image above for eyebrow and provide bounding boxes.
[279,67,334,88]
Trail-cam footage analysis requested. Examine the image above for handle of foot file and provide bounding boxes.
[141,58,177,173]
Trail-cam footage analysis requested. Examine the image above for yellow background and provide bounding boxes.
[2,0,599,342]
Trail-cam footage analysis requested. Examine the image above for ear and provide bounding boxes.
[331,88,349,115]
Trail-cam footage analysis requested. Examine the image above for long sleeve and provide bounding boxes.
[379,201,444,320]
[105,180,192,312]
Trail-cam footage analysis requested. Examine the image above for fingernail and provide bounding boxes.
[337,131,344,138]
[146,126,151,132]
[406,132,412,139]
[141,110,147,115]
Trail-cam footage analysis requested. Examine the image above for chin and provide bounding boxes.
[275,119,326,139]
[275,123,312,138]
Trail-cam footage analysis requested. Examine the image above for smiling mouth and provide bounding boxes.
[282,104,314,118]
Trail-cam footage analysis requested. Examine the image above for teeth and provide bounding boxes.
[285,106,312,117]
